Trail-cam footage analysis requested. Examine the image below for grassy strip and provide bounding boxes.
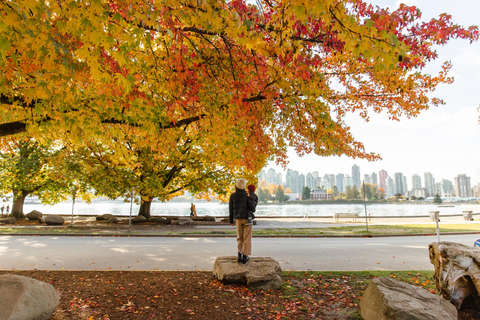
[1,224,479,236]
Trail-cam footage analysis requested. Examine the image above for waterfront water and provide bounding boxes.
[14,198,480,217]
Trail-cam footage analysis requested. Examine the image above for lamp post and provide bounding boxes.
[363,180,368,232]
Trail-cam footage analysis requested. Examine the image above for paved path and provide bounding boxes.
[0,234,477,271]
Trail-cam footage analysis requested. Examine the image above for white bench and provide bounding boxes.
[334,212,359,222]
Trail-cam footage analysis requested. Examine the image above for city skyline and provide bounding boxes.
[259,165,475,198]
[264,0,480,186]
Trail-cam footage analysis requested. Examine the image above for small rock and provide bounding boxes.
[132,215,147,223]
[178,217,193,225]
[26,210,43,220]
[360,276,457,320]
[213,256,283,290]
[43,215,65,226]
[106,217,118,224]
[0,274,60,320]
[0,217,16,225]
[96,214,114,221]
[148,217,171,224]
[204,215,216,222]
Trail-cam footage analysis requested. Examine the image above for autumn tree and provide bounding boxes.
[0,0,477,181]
[0,138,89,218]
[60,125,258,218]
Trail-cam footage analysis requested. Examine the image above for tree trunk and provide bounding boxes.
[138,199,152,219]
[10,191,27,219]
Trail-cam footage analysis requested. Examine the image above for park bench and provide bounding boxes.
[334,212,359,222]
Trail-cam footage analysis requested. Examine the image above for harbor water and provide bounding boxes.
[15,198,480,218]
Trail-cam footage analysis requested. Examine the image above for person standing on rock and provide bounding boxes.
[229,178,256,264]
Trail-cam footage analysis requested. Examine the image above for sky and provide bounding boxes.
[265,0,480,186]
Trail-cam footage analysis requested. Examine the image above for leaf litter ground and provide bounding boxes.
[1,270,479,319]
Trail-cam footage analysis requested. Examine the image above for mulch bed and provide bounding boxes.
[1,270,479,320]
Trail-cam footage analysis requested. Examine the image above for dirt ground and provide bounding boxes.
[1,270,479,320]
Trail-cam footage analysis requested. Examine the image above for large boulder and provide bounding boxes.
[429,241,480,309]
[0,217,16,225]
[148,217,171,224]
[213,256,283,290]
[132,215,147,223]
[178,217,193,225]
[43,215,65,226]
[96,213,114,221]
[26,210,43,221]
[0,274,60,320]
[360,277,457,320]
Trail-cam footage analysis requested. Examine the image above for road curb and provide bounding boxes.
[1,231,480,238]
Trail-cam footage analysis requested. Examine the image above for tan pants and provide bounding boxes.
[235,219,252,255]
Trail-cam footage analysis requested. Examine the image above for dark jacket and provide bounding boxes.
[229,189,256,224]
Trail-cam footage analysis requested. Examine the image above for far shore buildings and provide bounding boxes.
[258,167,476,199]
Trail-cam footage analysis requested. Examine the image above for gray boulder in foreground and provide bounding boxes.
[360,276,457,320]
[26,210,43,221]
[0,274,60,320]
[213,256,283,290]
[43,215,64,225]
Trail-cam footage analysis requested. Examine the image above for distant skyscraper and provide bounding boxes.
[352,164,361,188]
[386,177,395,198]
[379,170,388,191]
[411,174,422,191]
[343,174,353,189]
[267,168,277,184]
[336,173,344,193]
[298,174,306,193]
[370,172,378,186]
[394,173,405,195]
[363,174,371,184]
[441,179,454,197]
[258,169,266,182]
[424,172,435,197]
[454,174,472,198]
[329,174,336,187]
[306,173,316,189]
[276,172,283,186]
[312,171,319,180]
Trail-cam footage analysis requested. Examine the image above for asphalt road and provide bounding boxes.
[0,234,477,271]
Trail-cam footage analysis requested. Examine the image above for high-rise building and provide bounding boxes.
[441,179,454,197]
[276,172,283,186]
[298,174,306,193]
[352,164,361,188]
[306,173,316,189]
[312,171,319,180]
[336,173,344,193]
[343,174,353,189]
[379,170,388,191]
[370,172,378,186]
[394,172,405,195]
[424,172,435,197]
[321,174,332,190]
[329,174,336,187]
[386,177,395,198]
[454,174,472,198]
[411,174,422,191]
[258,169,267,182]
[267,168,277,184]
[363,174,371,184]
